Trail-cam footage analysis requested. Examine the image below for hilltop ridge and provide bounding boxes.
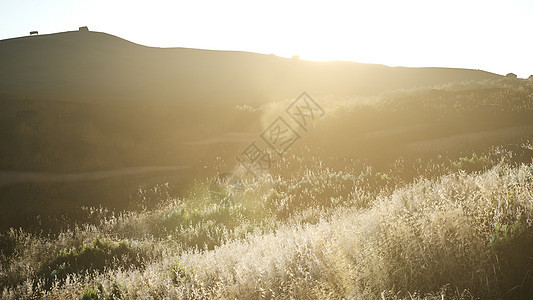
[0,30,501,103]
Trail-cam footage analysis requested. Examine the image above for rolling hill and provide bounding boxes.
[0,29,501,104]
[1,28,527,231]
[3,29,533,300]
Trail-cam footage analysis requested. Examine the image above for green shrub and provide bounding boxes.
[161,208,194,231]
[78,281,122,300]
[452,153,492,173]
[39,237,146,288]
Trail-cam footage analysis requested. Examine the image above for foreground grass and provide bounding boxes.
[1,162,532,299]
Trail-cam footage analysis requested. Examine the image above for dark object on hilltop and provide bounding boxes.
[79,26,89,32]
[506,73,518,78]
[528,75,533,80]
[29,31,38,36]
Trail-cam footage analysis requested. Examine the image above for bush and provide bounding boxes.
[452,153,492,173]
[39,237,146,289]
[78,282,122,300]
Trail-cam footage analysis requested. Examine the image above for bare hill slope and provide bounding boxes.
[0,30,501,103]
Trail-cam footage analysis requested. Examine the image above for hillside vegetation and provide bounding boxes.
[1,77,533,299]
[1,154,532,298]
[1,77,533,230]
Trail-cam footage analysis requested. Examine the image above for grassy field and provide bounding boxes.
[1,77,533,299]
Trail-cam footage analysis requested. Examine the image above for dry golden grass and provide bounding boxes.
[1,162,532,299]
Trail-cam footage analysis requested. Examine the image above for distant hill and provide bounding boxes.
[0,30,529,232]
[0,30,501,104]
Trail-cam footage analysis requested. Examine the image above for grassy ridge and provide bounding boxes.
[1,78,533,298]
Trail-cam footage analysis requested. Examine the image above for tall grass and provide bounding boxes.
[2,162,532,299]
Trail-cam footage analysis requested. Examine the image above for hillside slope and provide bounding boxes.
[0,30,501,103]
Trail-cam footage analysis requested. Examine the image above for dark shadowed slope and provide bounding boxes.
[0,30,501,104]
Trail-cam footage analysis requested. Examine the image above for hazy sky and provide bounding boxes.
[1,0,532,78]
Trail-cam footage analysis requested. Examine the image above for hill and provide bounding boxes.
[1,29,533,299]
[0,30,529,230]
[0,29,501,104]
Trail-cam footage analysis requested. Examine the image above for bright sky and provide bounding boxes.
[1,0,532,78]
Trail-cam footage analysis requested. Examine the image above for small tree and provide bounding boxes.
[506,73,518,78]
